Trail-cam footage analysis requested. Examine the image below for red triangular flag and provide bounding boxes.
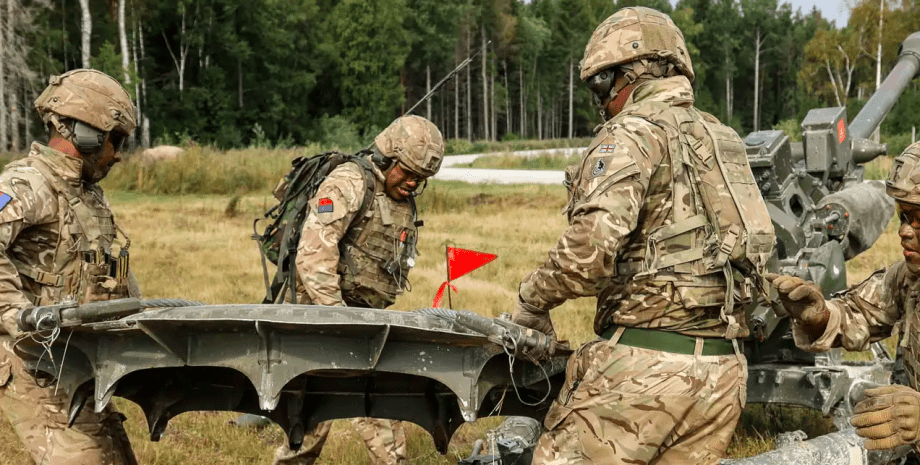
[432,281,459,307]
[448,247,497,281]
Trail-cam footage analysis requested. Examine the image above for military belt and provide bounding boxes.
[600,325,736,356]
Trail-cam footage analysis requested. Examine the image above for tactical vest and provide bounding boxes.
[8,152,131,306]
[607,105,774,339]
[896,277,920,390]
[337,181,418,309]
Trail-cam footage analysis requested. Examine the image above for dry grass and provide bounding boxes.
[0,172,907,463]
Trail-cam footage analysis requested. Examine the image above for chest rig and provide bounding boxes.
[895,274,920,389]
[609,105,773,339]
[337,180,418,309]
[12,155,131,306]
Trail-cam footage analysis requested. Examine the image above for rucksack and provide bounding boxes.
[253,149,377,304]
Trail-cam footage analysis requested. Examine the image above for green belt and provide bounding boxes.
[600,325,736,356]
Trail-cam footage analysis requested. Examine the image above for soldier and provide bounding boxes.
[768,141,920,453]
[0,69,139,464]
[273,115,445,465]
[511,7,775,464]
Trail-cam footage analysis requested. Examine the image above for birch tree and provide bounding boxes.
[79,0,91,67]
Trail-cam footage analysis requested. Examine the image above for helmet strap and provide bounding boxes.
[49,114,74,141]
[605,85,636,118]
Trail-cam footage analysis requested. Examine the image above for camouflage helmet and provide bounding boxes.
[34,69,137,137]
[580,7,694,83]
[886,141,920,205]
[374,115,445,178]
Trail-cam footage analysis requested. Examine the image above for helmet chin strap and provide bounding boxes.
[49,114,75,141]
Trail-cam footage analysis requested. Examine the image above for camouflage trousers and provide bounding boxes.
[0,335,137,465]
[273,417,407,465]
[533,335,746,465]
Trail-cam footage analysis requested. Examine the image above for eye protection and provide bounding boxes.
[898,204,920,229]
[586,69,616,100]
[108,131,127,152]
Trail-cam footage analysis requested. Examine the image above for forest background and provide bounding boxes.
[1,0,920,155]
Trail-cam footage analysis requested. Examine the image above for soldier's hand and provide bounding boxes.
[852,385,920,450]
[512,297,557,340]
[764,273,829,328]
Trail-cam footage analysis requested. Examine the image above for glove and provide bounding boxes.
[764,273,829,328]
[512,296,557,340]
[852,385,920,450]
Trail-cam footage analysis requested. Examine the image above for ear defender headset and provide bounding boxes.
[371,149,394,171]
[72,120,107,153]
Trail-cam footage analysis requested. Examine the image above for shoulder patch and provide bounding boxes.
[317,197,334,213]
[598,144,615,154]
[591,157,612,178]
[0,193,11,213]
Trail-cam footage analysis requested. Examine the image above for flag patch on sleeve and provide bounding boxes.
[0,192,11,213]
[598,144,616,154]
[317,197,333,213]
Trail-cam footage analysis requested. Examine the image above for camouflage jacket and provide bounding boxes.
[0,143,135,337]
[793,260,916,353]
[294,161,417,308]
[519,76,772,338]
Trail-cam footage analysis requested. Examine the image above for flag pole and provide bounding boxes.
[445,246,453,309]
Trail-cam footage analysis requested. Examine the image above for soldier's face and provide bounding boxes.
[897,202,920,272]
[384,163,425,201]
[81,131,124,183]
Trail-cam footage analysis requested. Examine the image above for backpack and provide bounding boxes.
[253,149,377,304]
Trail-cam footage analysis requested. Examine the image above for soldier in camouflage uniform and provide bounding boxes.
[511,7,775,464]
[273,115,445,465]
[768,141,920,453]
[0,69,139,464]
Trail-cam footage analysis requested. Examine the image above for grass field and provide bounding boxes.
[0,154,901,464]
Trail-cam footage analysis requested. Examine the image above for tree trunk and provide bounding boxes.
[132,9,142,147]
[10,84,19,152]
[426,64,431,120]
[568,56,574,139]
[753,27,761,132]
[79,0,91,67]
[24,86,30,146]
[480,24,488,141]
[537,89,542,140]
[873,0,883,142]
[465,31,472,141]
[491,53,496,141]
[0,0,7,152]
[504,58,510,136]
[238,58,244,109]
[139,17,150,148]
[519,61,524,137]
[118,0,130,84]
[454,61,459,139]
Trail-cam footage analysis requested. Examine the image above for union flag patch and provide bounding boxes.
[317,197,333,213]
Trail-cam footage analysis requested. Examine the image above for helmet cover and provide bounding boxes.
[581,7,694,83]
[374,115,445,177]
[34,69,137,136]
[887,141,920,205]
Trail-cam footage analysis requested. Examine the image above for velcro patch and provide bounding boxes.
[598,144,616,154]
[317,197,334,213]
[0,193,11,213]
[591,157,612,178]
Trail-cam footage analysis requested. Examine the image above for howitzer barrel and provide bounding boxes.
[849,32,920,141]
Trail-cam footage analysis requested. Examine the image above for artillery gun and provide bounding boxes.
[739,31,920,426]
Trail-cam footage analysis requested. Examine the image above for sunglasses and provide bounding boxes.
[108,131,127,152]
